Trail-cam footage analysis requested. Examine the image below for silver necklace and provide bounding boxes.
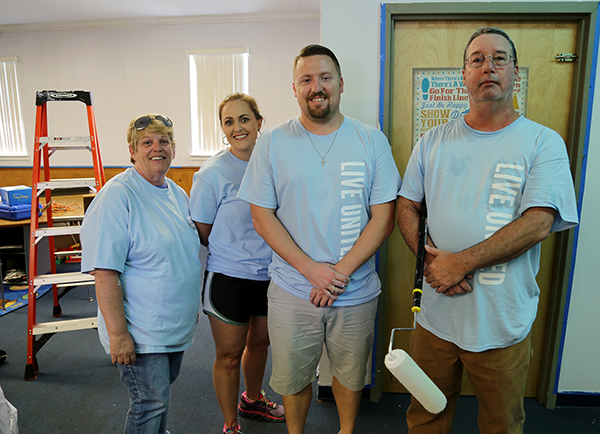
[302,116,343,167]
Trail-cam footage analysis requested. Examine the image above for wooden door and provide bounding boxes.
[385,21,577,396]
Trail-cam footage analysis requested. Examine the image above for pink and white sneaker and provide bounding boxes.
[238,390,285,423]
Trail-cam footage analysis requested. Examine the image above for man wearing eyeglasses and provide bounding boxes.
[397,27,578,433]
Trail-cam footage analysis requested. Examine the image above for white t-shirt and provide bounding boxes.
[189,148,271,280]
[239,116,402,306]
[400,116,578,351]
[81,168,202,354]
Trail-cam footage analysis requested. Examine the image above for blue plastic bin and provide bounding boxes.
[0,203,34,221]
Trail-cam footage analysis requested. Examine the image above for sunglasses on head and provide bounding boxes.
[134,115,173,130]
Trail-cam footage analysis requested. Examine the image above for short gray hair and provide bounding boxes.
[463,27,518,66]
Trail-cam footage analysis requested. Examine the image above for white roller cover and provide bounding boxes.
[385,349,447,414]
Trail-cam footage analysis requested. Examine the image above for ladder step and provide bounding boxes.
[33,271,94,286]
[47,144,91,152]
[37,178,97,191]
[32,317,97,335]
[56,281,88,288]
[35,226,81,238]
[41,138,92,151]
[40,136,91,144]
[54,249,82,256]
[53,215,84,223]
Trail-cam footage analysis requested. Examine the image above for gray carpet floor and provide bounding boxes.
[1,283,599,433]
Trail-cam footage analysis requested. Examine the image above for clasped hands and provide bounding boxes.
[307,262,349,307]
[423,245,474,297]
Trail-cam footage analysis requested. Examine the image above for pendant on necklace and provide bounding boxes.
[302,115,343,167]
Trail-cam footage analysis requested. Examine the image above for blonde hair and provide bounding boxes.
[127,114,175,164]
[218,93,263,126]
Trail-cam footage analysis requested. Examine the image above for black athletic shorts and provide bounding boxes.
[202,271,269,325]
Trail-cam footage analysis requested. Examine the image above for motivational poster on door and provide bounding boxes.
[412,67,529,147]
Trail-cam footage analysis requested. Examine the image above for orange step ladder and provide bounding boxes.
[25,90,105,380]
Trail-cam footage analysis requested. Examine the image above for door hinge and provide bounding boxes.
[555,53,577,63]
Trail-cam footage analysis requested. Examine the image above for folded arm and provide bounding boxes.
[334,200,396,278]
[397,196,473,297]
[250,204,349,307]
[424,206,556,292]
[307,200,397,305]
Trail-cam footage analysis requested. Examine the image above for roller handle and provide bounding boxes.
[412,200,427,313]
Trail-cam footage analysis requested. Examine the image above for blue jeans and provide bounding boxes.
[117,352,184,434]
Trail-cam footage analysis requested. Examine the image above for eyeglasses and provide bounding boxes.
[465,53,514,68]
[133,115,173,130]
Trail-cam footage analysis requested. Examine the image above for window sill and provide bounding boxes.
[0,155,29,162]
[189,155,212,165]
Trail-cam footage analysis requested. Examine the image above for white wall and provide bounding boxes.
[557,51,600,393]
[321,0,600,395]
[0,17,319,167]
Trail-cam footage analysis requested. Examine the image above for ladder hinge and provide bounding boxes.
[554,53,577,63]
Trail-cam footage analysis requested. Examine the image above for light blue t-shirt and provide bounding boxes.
[238,116,402,306]
[189,148,271,280]
[400,116,578,351]
[81,168,202,354]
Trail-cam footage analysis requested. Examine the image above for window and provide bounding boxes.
[0,57,27,158]
[188,48,249,158]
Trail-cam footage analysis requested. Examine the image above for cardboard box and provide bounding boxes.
[0,186,32,206]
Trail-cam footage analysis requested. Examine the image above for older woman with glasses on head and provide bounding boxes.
[81,114,202,434]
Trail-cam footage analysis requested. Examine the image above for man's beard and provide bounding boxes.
[308,103,331,120]
[305,93,337,122]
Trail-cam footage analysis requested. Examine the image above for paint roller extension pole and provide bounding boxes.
[384,198,446,414]
[412,200,427,313]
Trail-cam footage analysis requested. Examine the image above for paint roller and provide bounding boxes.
[384,201,447,414]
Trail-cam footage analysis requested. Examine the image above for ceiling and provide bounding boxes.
[0,0,320,28]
